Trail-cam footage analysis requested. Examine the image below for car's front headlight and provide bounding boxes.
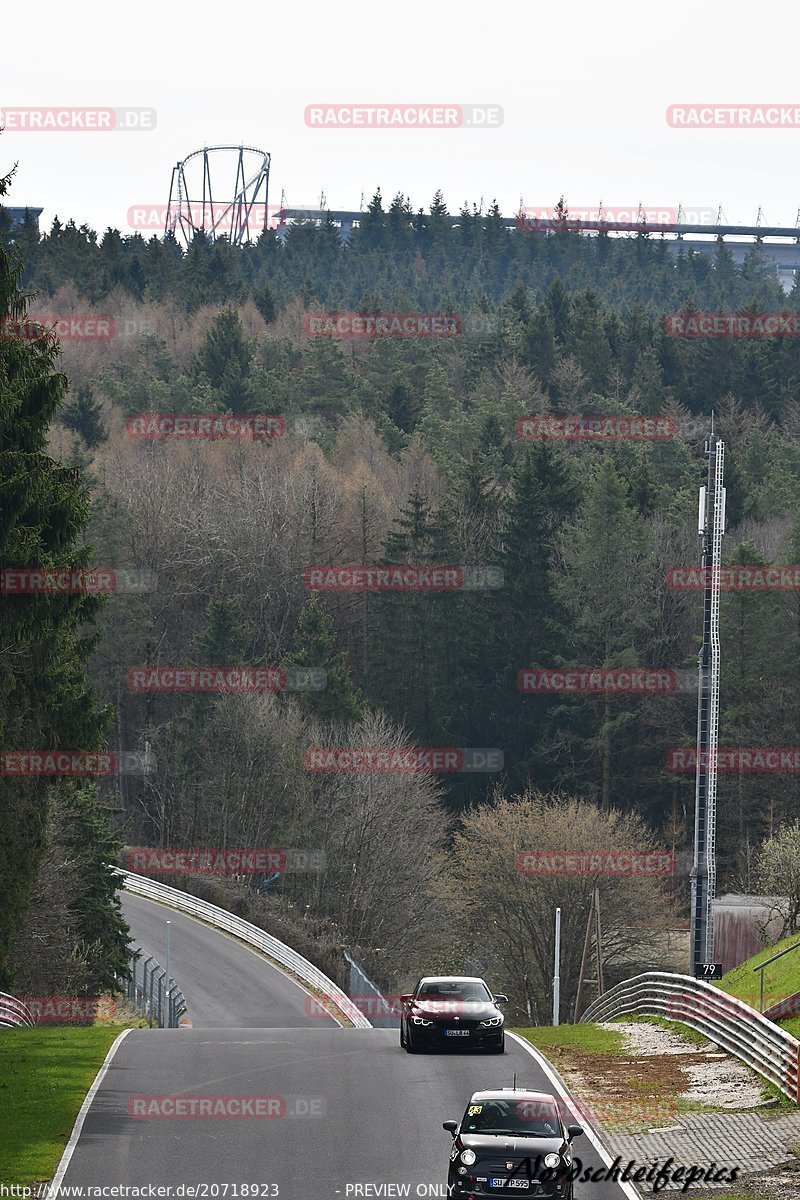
[479,1015,504,1027]
[411,1016,434,1026]
[544,1153,561,1170]
[460,1149,476,1166]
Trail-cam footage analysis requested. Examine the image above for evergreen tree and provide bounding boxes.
[0,168,126,988]
[60,383,108,448]
[194,307,255,411]
[284,594,363,722]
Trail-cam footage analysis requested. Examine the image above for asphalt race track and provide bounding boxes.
[120,892,333,1028]
[59,894,637,1199]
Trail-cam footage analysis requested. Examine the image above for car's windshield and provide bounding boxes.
[418,980,492,1001]
[461,1100,562,1137]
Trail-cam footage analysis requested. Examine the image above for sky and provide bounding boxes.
[3,0,799,237]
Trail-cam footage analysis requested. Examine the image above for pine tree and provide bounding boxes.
[556,457,658,808]
[194,307,255,411]
[0,168,125,988]
[283,594,363,722]
[60,383,108,448]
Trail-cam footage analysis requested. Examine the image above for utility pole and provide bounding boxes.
[573,888,604,1021]
[552,907,561,1026]
[690,429,726,978]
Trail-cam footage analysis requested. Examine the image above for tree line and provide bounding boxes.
[4,172,800,1015]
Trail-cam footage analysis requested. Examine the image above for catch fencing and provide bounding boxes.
[344,950,398,1028]
[583,971,800,1103]
[123,947,187,1028]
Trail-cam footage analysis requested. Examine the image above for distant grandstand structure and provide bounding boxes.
[274,206,800,286]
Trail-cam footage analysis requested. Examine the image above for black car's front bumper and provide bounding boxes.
[447,1167,571,1197]
[408,1020,503,1048]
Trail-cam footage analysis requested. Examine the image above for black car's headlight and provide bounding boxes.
[411,1017,434,1026]
[544,1153,562,1170]
[460,1149,476,1166]
[479,1015,503,1027]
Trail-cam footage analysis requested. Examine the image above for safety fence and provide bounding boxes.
[344,950,397,1028]
[123,947,187,1028]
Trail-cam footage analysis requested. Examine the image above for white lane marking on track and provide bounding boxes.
[506,1031,642,1200]
[50,1027,132,1191]
[123,891,345,1027]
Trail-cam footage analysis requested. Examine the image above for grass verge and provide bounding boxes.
[0,1025,125,1185]
[511,1022,626,1054]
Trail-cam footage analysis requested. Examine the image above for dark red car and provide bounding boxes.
[399,975,508,1053]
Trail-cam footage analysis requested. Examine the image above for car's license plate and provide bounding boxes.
[444,1028,470,1036]
[489,1180,528,1190]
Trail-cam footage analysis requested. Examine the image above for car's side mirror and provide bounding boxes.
[442,1119,459,1135]
[400,994,413,1005]
[494,994,509,1004]
[567,1124,584,1139]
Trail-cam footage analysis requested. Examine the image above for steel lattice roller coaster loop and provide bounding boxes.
[165,146,271,247]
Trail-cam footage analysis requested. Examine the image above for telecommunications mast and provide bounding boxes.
[690,429,726,977]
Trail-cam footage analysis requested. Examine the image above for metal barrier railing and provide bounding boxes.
[116,869,372,1028]
[754,940,800,1012]
[123,948,187,1028]
[0,992,36,1028]
[582,971,800,1104]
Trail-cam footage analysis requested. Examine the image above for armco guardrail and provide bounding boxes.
[116,869,371,1028]
[583,971,800,1104]
[0,992,35,1028]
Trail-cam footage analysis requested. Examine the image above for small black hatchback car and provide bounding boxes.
[443,1088,584,1198]
[399,976,508,1054]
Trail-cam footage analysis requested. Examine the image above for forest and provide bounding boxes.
[4,184,800,1019]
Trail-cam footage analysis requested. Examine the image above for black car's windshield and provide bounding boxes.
[462,1099,562,1137]
[418,980,492,1001]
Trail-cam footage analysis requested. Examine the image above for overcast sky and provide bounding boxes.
[3,1,799,236]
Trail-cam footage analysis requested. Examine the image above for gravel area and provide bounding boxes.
[600,1020,767,1109]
